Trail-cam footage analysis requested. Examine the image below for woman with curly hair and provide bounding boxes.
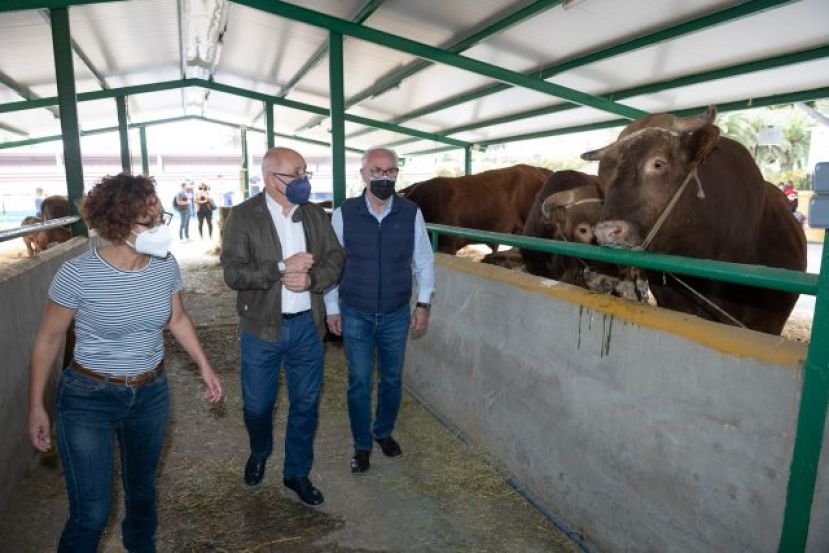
[27,173,223,552]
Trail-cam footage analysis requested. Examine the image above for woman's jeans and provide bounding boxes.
[341,303,410,451]
[55,366,170,553]
[177,209,190,239]
[240,311,324,478]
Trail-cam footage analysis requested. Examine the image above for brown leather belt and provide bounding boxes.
[70,359,164,387]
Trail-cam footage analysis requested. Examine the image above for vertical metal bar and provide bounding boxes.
[329,31,346,208]
[464,145,472,176]
[139,126,149,176]
[778,231,829,551]
[115,94,131,173]
[240,127,249,199]
[50,7,86,237]
[430,229,438,252]
[265,101,275,149]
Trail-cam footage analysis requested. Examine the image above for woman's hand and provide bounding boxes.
[28,405,52,452]
[199,364,223,404]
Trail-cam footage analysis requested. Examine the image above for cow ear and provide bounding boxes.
[687,124,720,164]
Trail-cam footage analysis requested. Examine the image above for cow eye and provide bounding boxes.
[653,159,667,170]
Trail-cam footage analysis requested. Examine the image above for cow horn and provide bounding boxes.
[673,105,717,133]
[541,194,559,219]
[581,145,610,161]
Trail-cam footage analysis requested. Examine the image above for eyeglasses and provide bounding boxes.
[271,171,313,184]
[138,211,173,228]
[366,167,399,178]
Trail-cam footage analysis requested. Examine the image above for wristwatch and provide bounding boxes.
[277,261,286,274]
[416,302,431,312]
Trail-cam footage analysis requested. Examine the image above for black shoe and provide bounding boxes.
[244,455,266,487]
[283,476,324,507]
[374,436,402,458]
[351,449,371,474]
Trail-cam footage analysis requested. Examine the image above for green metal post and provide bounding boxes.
[240,127,249,199]
[778,231,829,551]
[329,31,346,208]
[265,101,274,149]
[430,229,438,252]
[50,7,86,237]
[139,126,149,176]
[115,94,131,173]
[464,146,472,176]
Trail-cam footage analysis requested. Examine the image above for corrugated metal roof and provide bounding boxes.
[0,0,827,153]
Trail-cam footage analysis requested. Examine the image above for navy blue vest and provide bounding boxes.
[340,193,417,313]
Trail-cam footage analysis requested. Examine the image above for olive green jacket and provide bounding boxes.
[220,193,344,341]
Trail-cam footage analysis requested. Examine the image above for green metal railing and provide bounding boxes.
[426,223,828,552]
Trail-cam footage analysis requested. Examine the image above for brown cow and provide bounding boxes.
[401,164,551,254]
[583,108,806,335]
[520,170,647,300]
[20,195,72,256]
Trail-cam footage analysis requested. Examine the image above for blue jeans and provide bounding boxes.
[55,366,170,553]
[177,209,190,239]
[341,303,410,451]
[240,311,323,478]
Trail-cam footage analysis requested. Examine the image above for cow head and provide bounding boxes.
[540,184,602,244]
[581,108,719,249]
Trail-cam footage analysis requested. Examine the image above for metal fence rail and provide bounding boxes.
[0,216,79,243]
[426,222,828,552]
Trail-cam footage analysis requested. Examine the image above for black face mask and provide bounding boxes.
[369,177,396,201]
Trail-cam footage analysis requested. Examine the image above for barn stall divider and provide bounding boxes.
[416,224,827,552]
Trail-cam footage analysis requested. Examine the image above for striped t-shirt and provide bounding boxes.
[48,248,183,376]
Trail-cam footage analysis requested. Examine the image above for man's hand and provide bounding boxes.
[284,252,314,273]
[283,271,311,292]
[410,306,429,335]
[326,314,342,336]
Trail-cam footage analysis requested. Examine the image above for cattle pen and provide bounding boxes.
[1,1,829,552]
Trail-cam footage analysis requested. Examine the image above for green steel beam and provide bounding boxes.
[0,114,367,154]
[302,0,563,133]
[50,6,86,237]
[0,77,467,148]
[330,32,346,208]
[426,224,818,295]
[453,86,829,150]
[778,232,829,551]
[0,0,125,13]
[0,69,60,118]
[0,120,29,137]
[241,127,249,199]
[38,9,110,90]
[265,101,274,149]
[464,145,472,176]
[249,0,385,125]
[421,43,829,142]
[139,126,149,176]
[231,0,646,120]
[115,94,131,173]
[347,0,795,140]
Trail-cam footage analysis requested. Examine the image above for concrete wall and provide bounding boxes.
[405,255,828,553]
[0,237,92,508]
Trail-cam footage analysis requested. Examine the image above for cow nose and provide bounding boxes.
[596,221,630,246]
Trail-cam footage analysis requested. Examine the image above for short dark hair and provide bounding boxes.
[80,173,157,242]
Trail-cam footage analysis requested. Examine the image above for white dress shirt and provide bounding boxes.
[324,194,435,316]
[265,192,311,314]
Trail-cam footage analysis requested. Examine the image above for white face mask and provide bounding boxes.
[131,224,172,258]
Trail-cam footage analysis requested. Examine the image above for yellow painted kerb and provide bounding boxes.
[439,255,807,368]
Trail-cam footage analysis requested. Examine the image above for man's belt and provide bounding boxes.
[282,310,310,320]
[70,359,165,388]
